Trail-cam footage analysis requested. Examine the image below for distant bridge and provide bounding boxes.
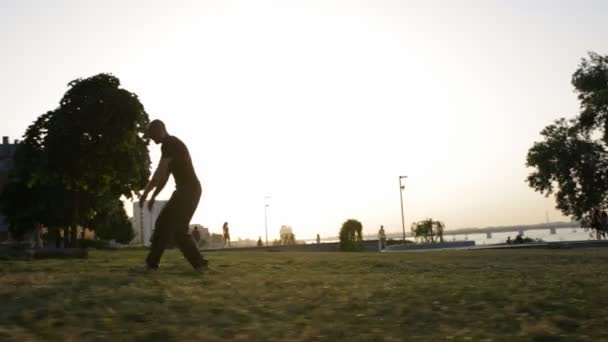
[303,221,582,243]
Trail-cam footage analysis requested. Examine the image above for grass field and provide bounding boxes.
[1,248,608,341]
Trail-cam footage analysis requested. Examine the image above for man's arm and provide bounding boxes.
[149,159,171,199]
[139,158,171,209]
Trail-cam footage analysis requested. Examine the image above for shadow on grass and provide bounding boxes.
[0,269,216,341]
[1,249,608,341]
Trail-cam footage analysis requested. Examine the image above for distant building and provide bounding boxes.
[131,200,168,246]
[0,136,18,241]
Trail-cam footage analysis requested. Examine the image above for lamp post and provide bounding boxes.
[264,196,271,246]
[399,176,407,240]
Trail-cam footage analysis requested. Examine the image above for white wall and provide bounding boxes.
[132,201,167,246]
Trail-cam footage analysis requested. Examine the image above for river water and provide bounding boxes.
[443,227,597,245]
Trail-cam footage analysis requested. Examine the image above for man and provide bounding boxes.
[134,120,208,273]
[378,225,387,250]
[222,221,231,247]
[191,225,201,248]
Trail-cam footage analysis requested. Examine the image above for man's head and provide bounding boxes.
[144,119,168,144]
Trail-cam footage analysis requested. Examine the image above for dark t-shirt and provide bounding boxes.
[161,135,199,190]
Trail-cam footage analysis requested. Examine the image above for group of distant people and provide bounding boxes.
[506,233,525,244]
[189,221,232,248]
[590,209,608,240]
[190,224,269,248]
[504,209,608,244]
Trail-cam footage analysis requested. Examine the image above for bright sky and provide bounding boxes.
[2,0,607,240]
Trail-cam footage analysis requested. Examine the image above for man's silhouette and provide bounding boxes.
[378,225,387,250]
[191,226,202,248]
[134,120,208,273]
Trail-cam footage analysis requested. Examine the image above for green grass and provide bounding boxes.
[1,248,608,341]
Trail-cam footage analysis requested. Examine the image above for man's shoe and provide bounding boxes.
[195,260,209,273]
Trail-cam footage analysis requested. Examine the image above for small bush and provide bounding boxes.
[339,219,363,251]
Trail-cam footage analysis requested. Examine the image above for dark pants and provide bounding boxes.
[146,185,205,269]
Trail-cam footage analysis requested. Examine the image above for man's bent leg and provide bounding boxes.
[145,200,176,268]
[173,189,206,269]
[175,228,206,268]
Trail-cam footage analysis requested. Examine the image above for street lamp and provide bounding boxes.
[399,176,407,240]
[264,196,271,246]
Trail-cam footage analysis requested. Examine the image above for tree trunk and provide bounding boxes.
[54,227,61,248]
[80,228,85,246]
[69,190,81,248]
[70,225,78,248]
[63,227,70,248]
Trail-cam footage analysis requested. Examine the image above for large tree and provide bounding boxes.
[572,52,608,141]
[527,118,608,221]
[89,199,134,244]
[0,74,151,245]
[1,112,75,241]
[527,52,608,223]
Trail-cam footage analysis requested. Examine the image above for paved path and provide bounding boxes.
[381,240,608,253]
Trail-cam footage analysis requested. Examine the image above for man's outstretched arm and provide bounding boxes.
[139,158,171,209]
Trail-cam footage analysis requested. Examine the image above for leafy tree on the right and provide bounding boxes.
[527,52,608,224]
[411,218,445,243]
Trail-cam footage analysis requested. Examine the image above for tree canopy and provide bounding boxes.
[527,52,608,223]
[0,73,151,242]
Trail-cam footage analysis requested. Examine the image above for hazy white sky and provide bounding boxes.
[2,0,607,240]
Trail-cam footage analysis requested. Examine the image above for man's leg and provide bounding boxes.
[172,190,206,269]
[145,199,176,268]
[175,229,206,268]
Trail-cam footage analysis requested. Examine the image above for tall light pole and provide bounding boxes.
[264,196,271,246]
[399,176,407,240]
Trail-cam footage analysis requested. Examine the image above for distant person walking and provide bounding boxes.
[223,222,231,247]
[257,236,263,247]
[378,225,387,250]
[134,120,208,273]
[191,226,202,248]
[316,233,321,244]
